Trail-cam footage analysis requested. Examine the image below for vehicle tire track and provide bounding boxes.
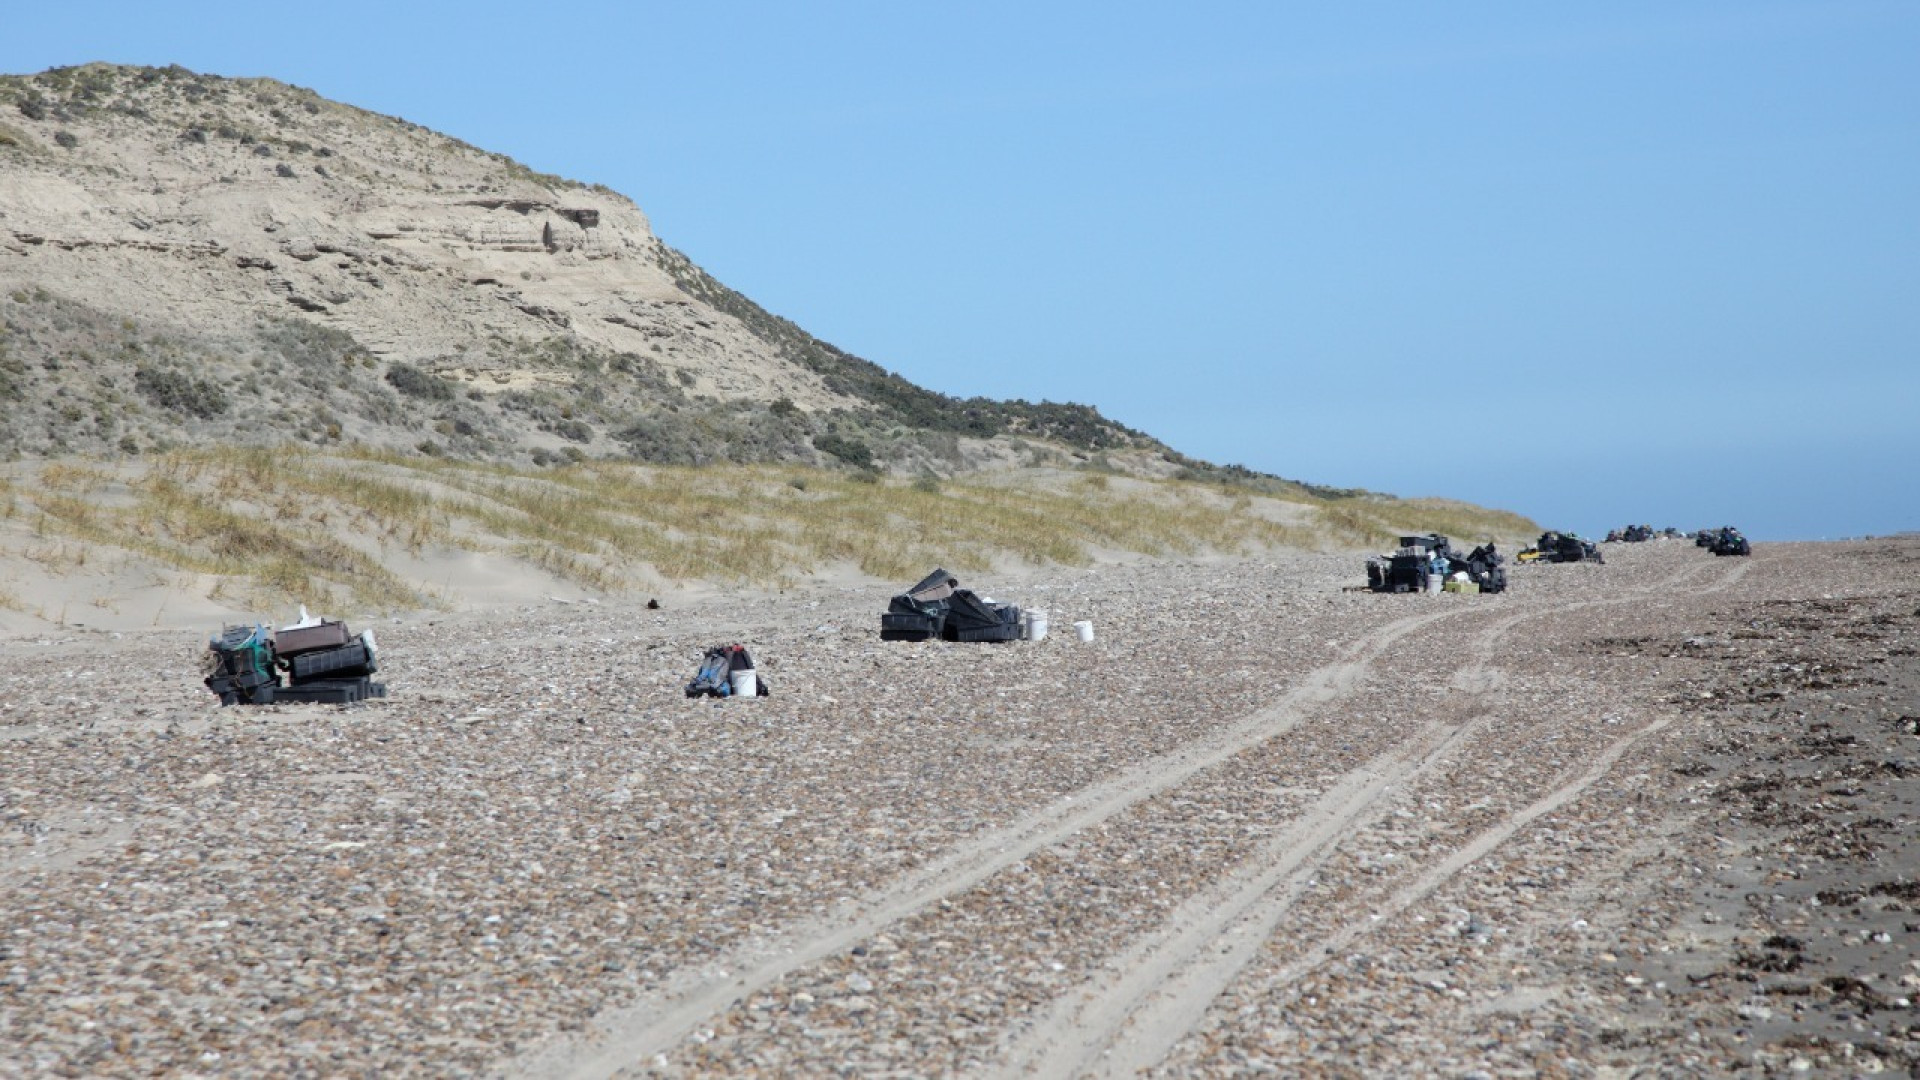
[988,557,1745,1079]
[514,607,1464,1079]
[518,559,1743,1079]
[994,699,1494,1080]
[1029,711,1681,1080]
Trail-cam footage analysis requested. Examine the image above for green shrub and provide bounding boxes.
[385,362,455,400]
[134,365,229,419]
[814,432,873,468]
[0,355,24,398]
[258,318,362,369]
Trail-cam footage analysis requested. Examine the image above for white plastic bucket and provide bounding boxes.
[730,669,757,697]
[1424,574,1443,594]
[1027,610,1049,641]
[1074,620,1095,642]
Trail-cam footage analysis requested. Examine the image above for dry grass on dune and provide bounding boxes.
[0,447,1534,620]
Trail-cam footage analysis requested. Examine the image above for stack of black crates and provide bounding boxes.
[880,568,1023,643]
[276,618,384,703]
[203,617,386,705]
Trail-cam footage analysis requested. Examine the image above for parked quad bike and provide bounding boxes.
[1706,527,1751,557]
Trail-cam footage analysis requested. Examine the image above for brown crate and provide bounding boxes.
[276,619,352,655]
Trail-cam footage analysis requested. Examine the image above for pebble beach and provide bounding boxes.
[3,537,1917,1077]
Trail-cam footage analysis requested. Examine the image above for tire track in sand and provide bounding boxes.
[989,556,1746,1079]
[519,556,1745,1078]
[1047,711,1682,1080]
[515,607,1464,1078]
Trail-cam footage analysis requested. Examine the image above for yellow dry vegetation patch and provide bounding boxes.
[1314,496,1538,551]
[0,448,1536,618]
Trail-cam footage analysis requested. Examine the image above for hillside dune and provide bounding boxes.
[0,447,1540,635]
[0,64,837,408]
[0,63,1540,626]
[1,64,1194,476]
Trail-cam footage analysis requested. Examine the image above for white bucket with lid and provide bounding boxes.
[730,669,757,697]
[1026,609,1049,641]
[1073,620,1095,642]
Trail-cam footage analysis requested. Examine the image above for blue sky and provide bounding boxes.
[5,3,1916,540]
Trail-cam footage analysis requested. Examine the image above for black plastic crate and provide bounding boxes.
[210,680,277,705]
[210,683,275,706]
[952,605,1022,642]
[206,664,279,706]
[208,665,276,692]
[880,611,944,641]
[270,677,385,705]
[288,639,376,682]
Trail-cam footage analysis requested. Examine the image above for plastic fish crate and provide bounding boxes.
[951,606,1023,642]
[269,677,386,705]
[287,639,376,681]
[880,612,944,641]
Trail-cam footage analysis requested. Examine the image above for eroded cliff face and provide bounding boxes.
[0,64,1166,477]
[0,64,843,410]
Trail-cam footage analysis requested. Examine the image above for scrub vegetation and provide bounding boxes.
[0,449,1533,613]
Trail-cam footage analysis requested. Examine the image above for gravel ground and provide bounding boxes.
[2,539,1915,1078]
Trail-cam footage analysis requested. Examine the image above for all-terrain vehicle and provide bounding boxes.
[1517,530,1604,564]
[1367,534,1508,594]
[1707,526,1751,557]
